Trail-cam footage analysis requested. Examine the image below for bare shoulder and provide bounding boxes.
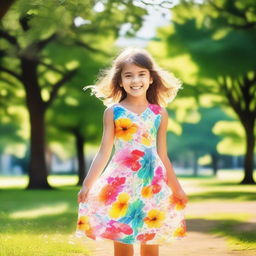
[103,105,114,124]
[159,106,168,120]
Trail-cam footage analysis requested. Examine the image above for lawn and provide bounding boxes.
[0,170,255,255]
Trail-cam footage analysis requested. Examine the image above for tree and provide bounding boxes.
[0,0,147,189]
[155,0,256,183]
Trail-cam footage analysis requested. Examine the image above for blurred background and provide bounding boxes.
[0,1,255,256]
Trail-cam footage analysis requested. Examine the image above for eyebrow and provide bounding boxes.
[123,71,147,75]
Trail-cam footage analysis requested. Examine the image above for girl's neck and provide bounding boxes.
[121,96,149,106]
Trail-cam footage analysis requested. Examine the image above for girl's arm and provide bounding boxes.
[81,106,115,189]
[157,108,183,192]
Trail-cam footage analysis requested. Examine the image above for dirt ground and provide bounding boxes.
[76,180,256,256]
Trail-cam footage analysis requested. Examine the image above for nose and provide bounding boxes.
[131,76,141,83]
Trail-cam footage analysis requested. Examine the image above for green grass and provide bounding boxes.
[204,213,256,250]
[0,176,90,256]
[183,169,256,202]
[0,170,255,255]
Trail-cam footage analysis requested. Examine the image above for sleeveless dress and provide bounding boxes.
[75,103,187,245]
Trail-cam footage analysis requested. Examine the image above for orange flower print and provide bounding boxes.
[141,185,153,198]
[169,195,186,210]
[98,184,120,205]
[115,118,138,141]
[173,226,186,237]
[108,193,130,219]
[141,184,161,198]
[144,209,166,228]
[137,232,156,243]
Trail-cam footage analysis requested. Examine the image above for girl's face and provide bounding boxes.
[120,63,153,97]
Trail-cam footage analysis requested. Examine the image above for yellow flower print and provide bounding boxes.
[115,118,138,141]
[141,132,152,146]
[144,209,166,228]
[108,192,130,219]
[77,216,91,231]
[141,185,153,198]
[173,226,186,237]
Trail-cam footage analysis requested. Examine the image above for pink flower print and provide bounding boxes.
[108,220,133,235]
[101,226,122,240]
[101,220,133,240]
[152,166,164,184]
[137,232,156,242]
[149,104,161,115]
[114,148,145,172]
[107,176,126,187]
[123,150,145,171]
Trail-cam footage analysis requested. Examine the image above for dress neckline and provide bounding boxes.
[117,103,151,117]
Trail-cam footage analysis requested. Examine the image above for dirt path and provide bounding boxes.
[78,200,255,256]
[77,179,256,256]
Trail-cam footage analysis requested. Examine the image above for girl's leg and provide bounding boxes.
[140,243,159,256]
[113,241,134,256]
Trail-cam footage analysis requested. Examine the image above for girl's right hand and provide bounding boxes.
[77,186,90,204]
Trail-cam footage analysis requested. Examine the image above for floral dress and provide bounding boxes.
[75,103,187,245]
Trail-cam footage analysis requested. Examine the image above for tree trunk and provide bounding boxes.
[0,0,15,20]
[211,153,218,176]
[240,119,255,184]
[21,58,52,189]
[74,130,86,186]
[193,152,198,176]
[27,108,51,189]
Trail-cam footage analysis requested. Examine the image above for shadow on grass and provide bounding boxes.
[1,186,256,247]
[1,212,78,234]
[0,187,80,234]
[188,191,256,201]
[187,218,256,245]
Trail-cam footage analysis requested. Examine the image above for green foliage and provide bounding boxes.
[0,0,148,160]
[165,19,256,77]
[168,106,233,158]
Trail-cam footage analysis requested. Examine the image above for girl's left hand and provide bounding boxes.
[172,188,189,206]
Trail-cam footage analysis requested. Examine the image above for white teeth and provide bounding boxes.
[131,86,142,90]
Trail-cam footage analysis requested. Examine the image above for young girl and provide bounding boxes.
[76,47,188,256]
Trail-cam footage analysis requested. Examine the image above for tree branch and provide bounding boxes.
[0,77,17,87]
[220,75,243,117]
[208,0,256,29]
[45,69,77,108]
[74,40,112,57]
[0,66,23,82]
[139,0,174,8]
[37,60,65,75]
[35,33,58,51]
[0,30,20,48]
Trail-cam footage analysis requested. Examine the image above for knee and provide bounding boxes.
[114,241,134,256]
[140,244,159,256]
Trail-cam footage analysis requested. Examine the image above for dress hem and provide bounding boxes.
[74,231,188,246]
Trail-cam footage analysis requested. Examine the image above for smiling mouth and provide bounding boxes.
[130,86,143,90]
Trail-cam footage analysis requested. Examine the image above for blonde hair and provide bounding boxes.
[83,47,183,107]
